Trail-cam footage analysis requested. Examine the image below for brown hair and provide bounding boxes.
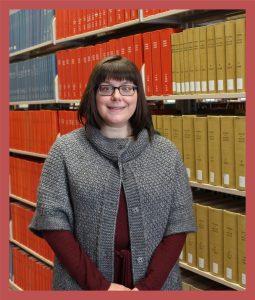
[77,55,155,140]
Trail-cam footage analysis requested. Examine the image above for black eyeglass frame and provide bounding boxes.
[97,84,138,96]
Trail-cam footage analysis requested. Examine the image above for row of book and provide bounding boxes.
[56,9,139,40]
[11,246,53,290]
[180,190,246,287]
[10,202,54,262]
[153,115,245,190]
[10,110,59,154]
[9,9,55,53]
[10,157,43,204]
[57,27,177,100]
[56,32,144,99]
[10,19,246,102]
[171,18,245,94]
[10,54,57,101]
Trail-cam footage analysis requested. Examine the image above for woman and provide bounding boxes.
[29,55,196,291]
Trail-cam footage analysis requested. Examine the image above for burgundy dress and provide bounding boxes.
[43,187,186,290]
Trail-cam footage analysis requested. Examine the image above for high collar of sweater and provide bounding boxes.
[85,125,150,163]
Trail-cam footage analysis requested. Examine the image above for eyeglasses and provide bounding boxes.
[97,84,137,96]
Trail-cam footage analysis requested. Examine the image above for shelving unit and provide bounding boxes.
[9,149,48,158]
[9,8,246,291]
[179,262,245,291]
[189,182,245,197]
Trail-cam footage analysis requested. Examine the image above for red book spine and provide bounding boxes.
[134,33,143,71]
[62,9,69,38]
[102,9,108,28]
[120,37,126,58]
[160,28,173,95]
[108,9,116,27]
[98,9,103,29]
[91,9,95,32]
[94,9,99,30]
[82,9,87,33]
[76,47,83,98]
[126,35,135,63]
[87,10,92,32]
[77,9,83,34]
[130,9,138,20]
[116,9,125,24]
[71,49,78,99]
[124,9,131,22]
[65,50,72,99]
[151,30,163,95]
[143,32,153,96]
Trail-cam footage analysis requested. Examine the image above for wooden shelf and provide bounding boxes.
[146,92,246,101]
[180,262,245,291]
[189,181,245,197]
[9,149,48,158]
[10,41,53,57]
[9,194,36,207]
[10,239,54,267]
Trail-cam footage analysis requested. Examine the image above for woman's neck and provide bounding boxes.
[100,124,133,139]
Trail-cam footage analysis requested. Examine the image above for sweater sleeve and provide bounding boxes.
[42,230,111,290]
[164,152,196,236]
[29,139,74,237]
[135,233,186,290]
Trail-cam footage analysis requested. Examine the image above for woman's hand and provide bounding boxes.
[108,283,131,291]
[132,287,139,291]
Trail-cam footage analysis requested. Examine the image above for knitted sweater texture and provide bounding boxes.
[29,126,196,290]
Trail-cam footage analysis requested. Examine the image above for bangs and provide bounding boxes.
[95,59,138,86]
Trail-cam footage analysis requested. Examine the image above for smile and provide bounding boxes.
[108,106,126,110]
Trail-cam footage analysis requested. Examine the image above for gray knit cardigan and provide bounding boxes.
[29,125,196,290]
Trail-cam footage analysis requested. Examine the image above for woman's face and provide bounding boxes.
[96,79,138,128]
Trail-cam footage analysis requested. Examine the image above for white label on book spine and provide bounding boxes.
[223,174,230,185]
[188,253,193,263]
[227,79,234,91]
[242,273,246,285]
[173,82,176,92]
[218,80,224,91]
[213,262,219,274]
[239,176,245,188]
[209,80,215,91]
[190,81,195,92]
[195,81,201,92]
[181,83,185,93]
[186,168,191,178]
[226,267,232,279]
[197,170,203,181]
[237,78,243,90]
[185,82,190,92]
[177,83,181,93]
[210,171,215,183]
[198,257,205,269]
[201,81,207,92]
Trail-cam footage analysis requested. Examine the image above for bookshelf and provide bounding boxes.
[9,8,246,291]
